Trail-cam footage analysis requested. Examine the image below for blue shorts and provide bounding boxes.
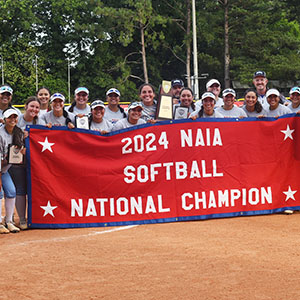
[0,171,16,198]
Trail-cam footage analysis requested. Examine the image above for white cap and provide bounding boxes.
[50,93,65,103]
[91,100,105,109]
[3,108,18,119]
[206,79,221,89]
[222,88,236,97]
[289,87,300,95]
[128,102,143,111]
[0,85,13,95]
[106,88,120,97]
[75,87,89,95]
[266,89,280,98]
[201,92,216,101]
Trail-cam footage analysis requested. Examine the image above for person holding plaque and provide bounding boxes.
[173,88,196,119]
[89,100,113,134]
[66,87,91,116]
[190,92,224,119]
[7,97,42,230]
[0,108,25,233]
[41,93,75,128]
[139,83,157,122]
[112,102,146,131]
[37,87,51,116]
[103,88,127,124]
[0,85,22,124]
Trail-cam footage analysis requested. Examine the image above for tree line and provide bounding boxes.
[1,0,300,103]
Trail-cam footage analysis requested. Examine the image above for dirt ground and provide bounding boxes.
[1,213,300,300]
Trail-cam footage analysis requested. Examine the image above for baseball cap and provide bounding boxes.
[0,85,13,95]
[222,88,236,97]
[91,100,105,109]
[201,92,216,101]
[289,86,300,95]
[75,87,89,95]
[266,88,280,98]
[50,93,65,103]
[171,79,184,88]
[106,88,120,97]
[128,102,143,111]
[253,71,266,78]
[206,79,221,89]
[3,108,18,119]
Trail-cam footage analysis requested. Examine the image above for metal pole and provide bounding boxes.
[68,59,71,103]
[35,55,38,91]
[192,0,199,99]
[1,56,4,85]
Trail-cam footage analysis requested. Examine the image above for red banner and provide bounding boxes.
[26,115,300,228]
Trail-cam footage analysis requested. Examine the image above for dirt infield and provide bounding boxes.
[1,213,300,300]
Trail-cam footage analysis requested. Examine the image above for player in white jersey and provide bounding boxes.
[242,89,268,117]
[66,87,91,116]
[190,92,224,119]
[103,88,127,124]
[0,85,22,124]
[37,87,51,116]
[287,87,300,113]
[113,102,146,131]
[265,89,292,117]
[41,93,75,128]
[216,88,247,118]
[88,100,113,134]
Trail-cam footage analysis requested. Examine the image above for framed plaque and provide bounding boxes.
[75,115,89,129]
[8,145,24,164]
[174,106,189,120]
[156,95,173,120]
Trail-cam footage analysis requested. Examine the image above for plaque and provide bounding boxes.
[156,95,173,120]
[8,145,24,164]
[75,115,89,129]
[161,80,172,95]
[174,106,189,120]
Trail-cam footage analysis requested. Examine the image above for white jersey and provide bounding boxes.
[17,115,44,130]
[195,97,224,110]
[189,110,224,119]
[90,119,113,133]
[0,126,13,173]
[216,106,247,118]
[39,109,48,117]
[241,106,268,117]
[265,104,292,117]
[141,101,157,121]
[41,110,75,126]
[287,103,300,113]
[104,107,126,124]
[112,118,146,131]
[65,104,90,115]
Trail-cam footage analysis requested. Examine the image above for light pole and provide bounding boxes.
[192,0,199,99]
[35,55,38,91]
[1,56,4,85]
[67,58,71,103]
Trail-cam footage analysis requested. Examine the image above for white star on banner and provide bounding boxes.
[280,125,295,141]
[283,186,297,202]
[38,137,55,153]
[40,201,58,217]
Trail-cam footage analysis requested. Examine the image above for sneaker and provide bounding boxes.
[19,221,28,230]
[6,222,20,233]
[0,224,9,234]
[284,210,294,215]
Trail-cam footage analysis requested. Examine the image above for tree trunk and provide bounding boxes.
[224,0,230,88]
[140,22,149,83]
[186,0,191,88]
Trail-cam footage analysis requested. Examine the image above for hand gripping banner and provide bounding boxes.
[26,115,300,228]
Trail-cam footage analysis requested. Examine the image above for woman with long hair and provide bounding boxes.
[37,87,51,116]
